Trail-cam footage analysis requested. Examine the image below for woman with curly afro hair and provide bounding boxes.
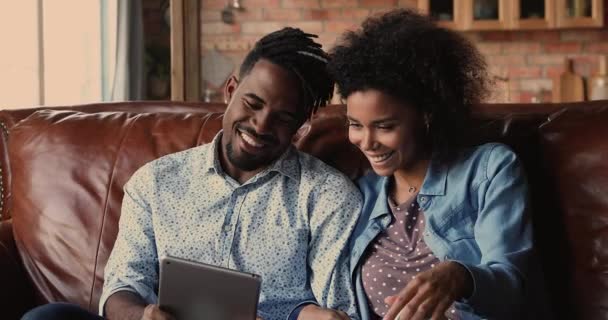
[311,8,533,320]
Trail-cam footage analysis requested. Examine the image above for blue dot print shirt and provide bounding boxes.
[99,132,363,320]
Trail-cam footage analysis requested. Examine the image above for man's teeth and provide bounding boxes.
[371,152,392,162]
[241,131,263,147]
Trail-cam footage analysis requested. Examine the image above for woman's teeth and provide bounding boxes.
[371,152,393,163]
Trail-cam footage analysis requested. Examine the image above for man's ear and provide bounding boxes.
[224,75,239,104]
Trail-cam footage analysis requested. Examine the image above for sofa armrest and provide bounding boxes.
[0,219,37,319]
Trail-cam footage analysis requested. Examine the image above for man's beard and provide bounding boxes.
[226,141,268,171]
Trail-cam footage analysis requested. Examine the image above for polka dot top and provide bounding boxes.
[361,193,458,319]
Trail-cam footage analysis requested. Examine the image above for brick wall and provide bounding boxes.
[200,0,608,103]
[472,30,608,103]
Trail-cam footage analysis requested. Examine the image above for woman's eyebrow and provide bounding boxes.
[371,117,398,124]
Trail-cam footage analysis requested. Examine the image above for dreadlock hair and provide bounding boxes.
[239,27,334,122]
[328,9,490,165]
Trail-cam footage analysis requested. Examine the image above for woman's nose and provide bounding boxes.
[361,130,376,151]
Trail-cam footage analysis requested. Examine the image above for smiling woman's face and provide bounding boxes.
[346,89,426,176]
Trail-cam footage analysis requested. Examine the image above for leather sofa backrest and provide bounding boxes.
[9,110,223,310]
[540,105,608,319]
[0,102,225,221]
[5,100,608,318]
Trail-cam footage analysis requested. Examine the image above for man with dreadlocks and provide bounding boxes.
[21,28,361,320]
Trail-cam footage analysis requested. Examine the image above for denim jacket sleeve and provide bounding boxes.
[457,145,532,318]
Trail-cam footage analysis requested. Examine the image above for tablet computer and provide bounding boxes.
[158,255,262,320]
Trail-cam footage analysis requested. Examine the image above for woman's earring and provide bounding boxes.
[424,116,430,134]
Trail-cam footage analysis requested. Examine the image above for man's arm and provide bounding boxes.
[99,166,163,318]
[306,173,362,320]
[105,291,146,320]
[105,291,175,320]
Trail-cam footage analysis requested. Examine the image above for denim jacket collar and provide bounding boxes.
[369,155,448,220]
[419,155,447,196]
[369,177,391,220]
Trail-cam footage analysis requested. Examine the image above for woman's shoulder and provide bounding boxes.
[448,142,522,182]
[464,142,516,160]
[457,142,518,169]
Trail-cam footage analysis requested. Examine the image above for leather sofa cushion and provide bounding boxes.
[9,110,223,311]
[540,105,608,320]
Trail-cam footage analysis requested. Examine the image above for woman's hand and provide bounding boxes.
[382,261,473,320]
[297,304,350,320]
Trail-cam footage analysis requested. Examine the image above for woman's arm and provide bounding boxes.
[384,145,532,320]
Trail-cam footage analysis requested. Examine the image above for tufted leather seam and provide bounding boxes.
[196,113,223,146]
[87,113,141,310]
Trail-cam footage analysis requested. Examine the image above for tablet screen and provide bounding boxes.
[158,255,262,320]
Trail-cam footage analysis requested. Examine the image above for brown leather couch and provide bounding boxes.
[0,100,607,319]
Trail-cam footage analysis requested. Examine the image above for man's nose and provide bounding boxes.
[252,111,272,134]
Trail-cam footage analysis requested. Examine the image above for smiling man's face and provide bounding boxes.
[220,59,303,182]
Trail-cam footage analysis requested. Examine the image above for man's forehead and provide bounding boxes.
[239,60,302,106]
[244,59,295,83]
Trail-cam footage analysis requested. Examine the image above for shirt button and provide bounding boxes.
[420,197,427,202]
[223,225,232,232]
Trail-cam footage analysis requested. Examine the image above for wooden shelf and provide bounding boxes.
[417,0,603,30]
[556,0,604,28]
[510,0,555,29]
[464,0,510,31]
[417,0,464,30]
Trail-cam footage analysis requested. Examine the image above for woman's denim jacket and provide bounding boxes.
[349,143,533,320]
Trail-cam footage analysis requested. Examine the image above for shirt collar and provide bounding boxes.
[418,154,447,196]
[266,146,300,182]
[203,131,224,174]
[370,176,391,220]
[205,131,300,182]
